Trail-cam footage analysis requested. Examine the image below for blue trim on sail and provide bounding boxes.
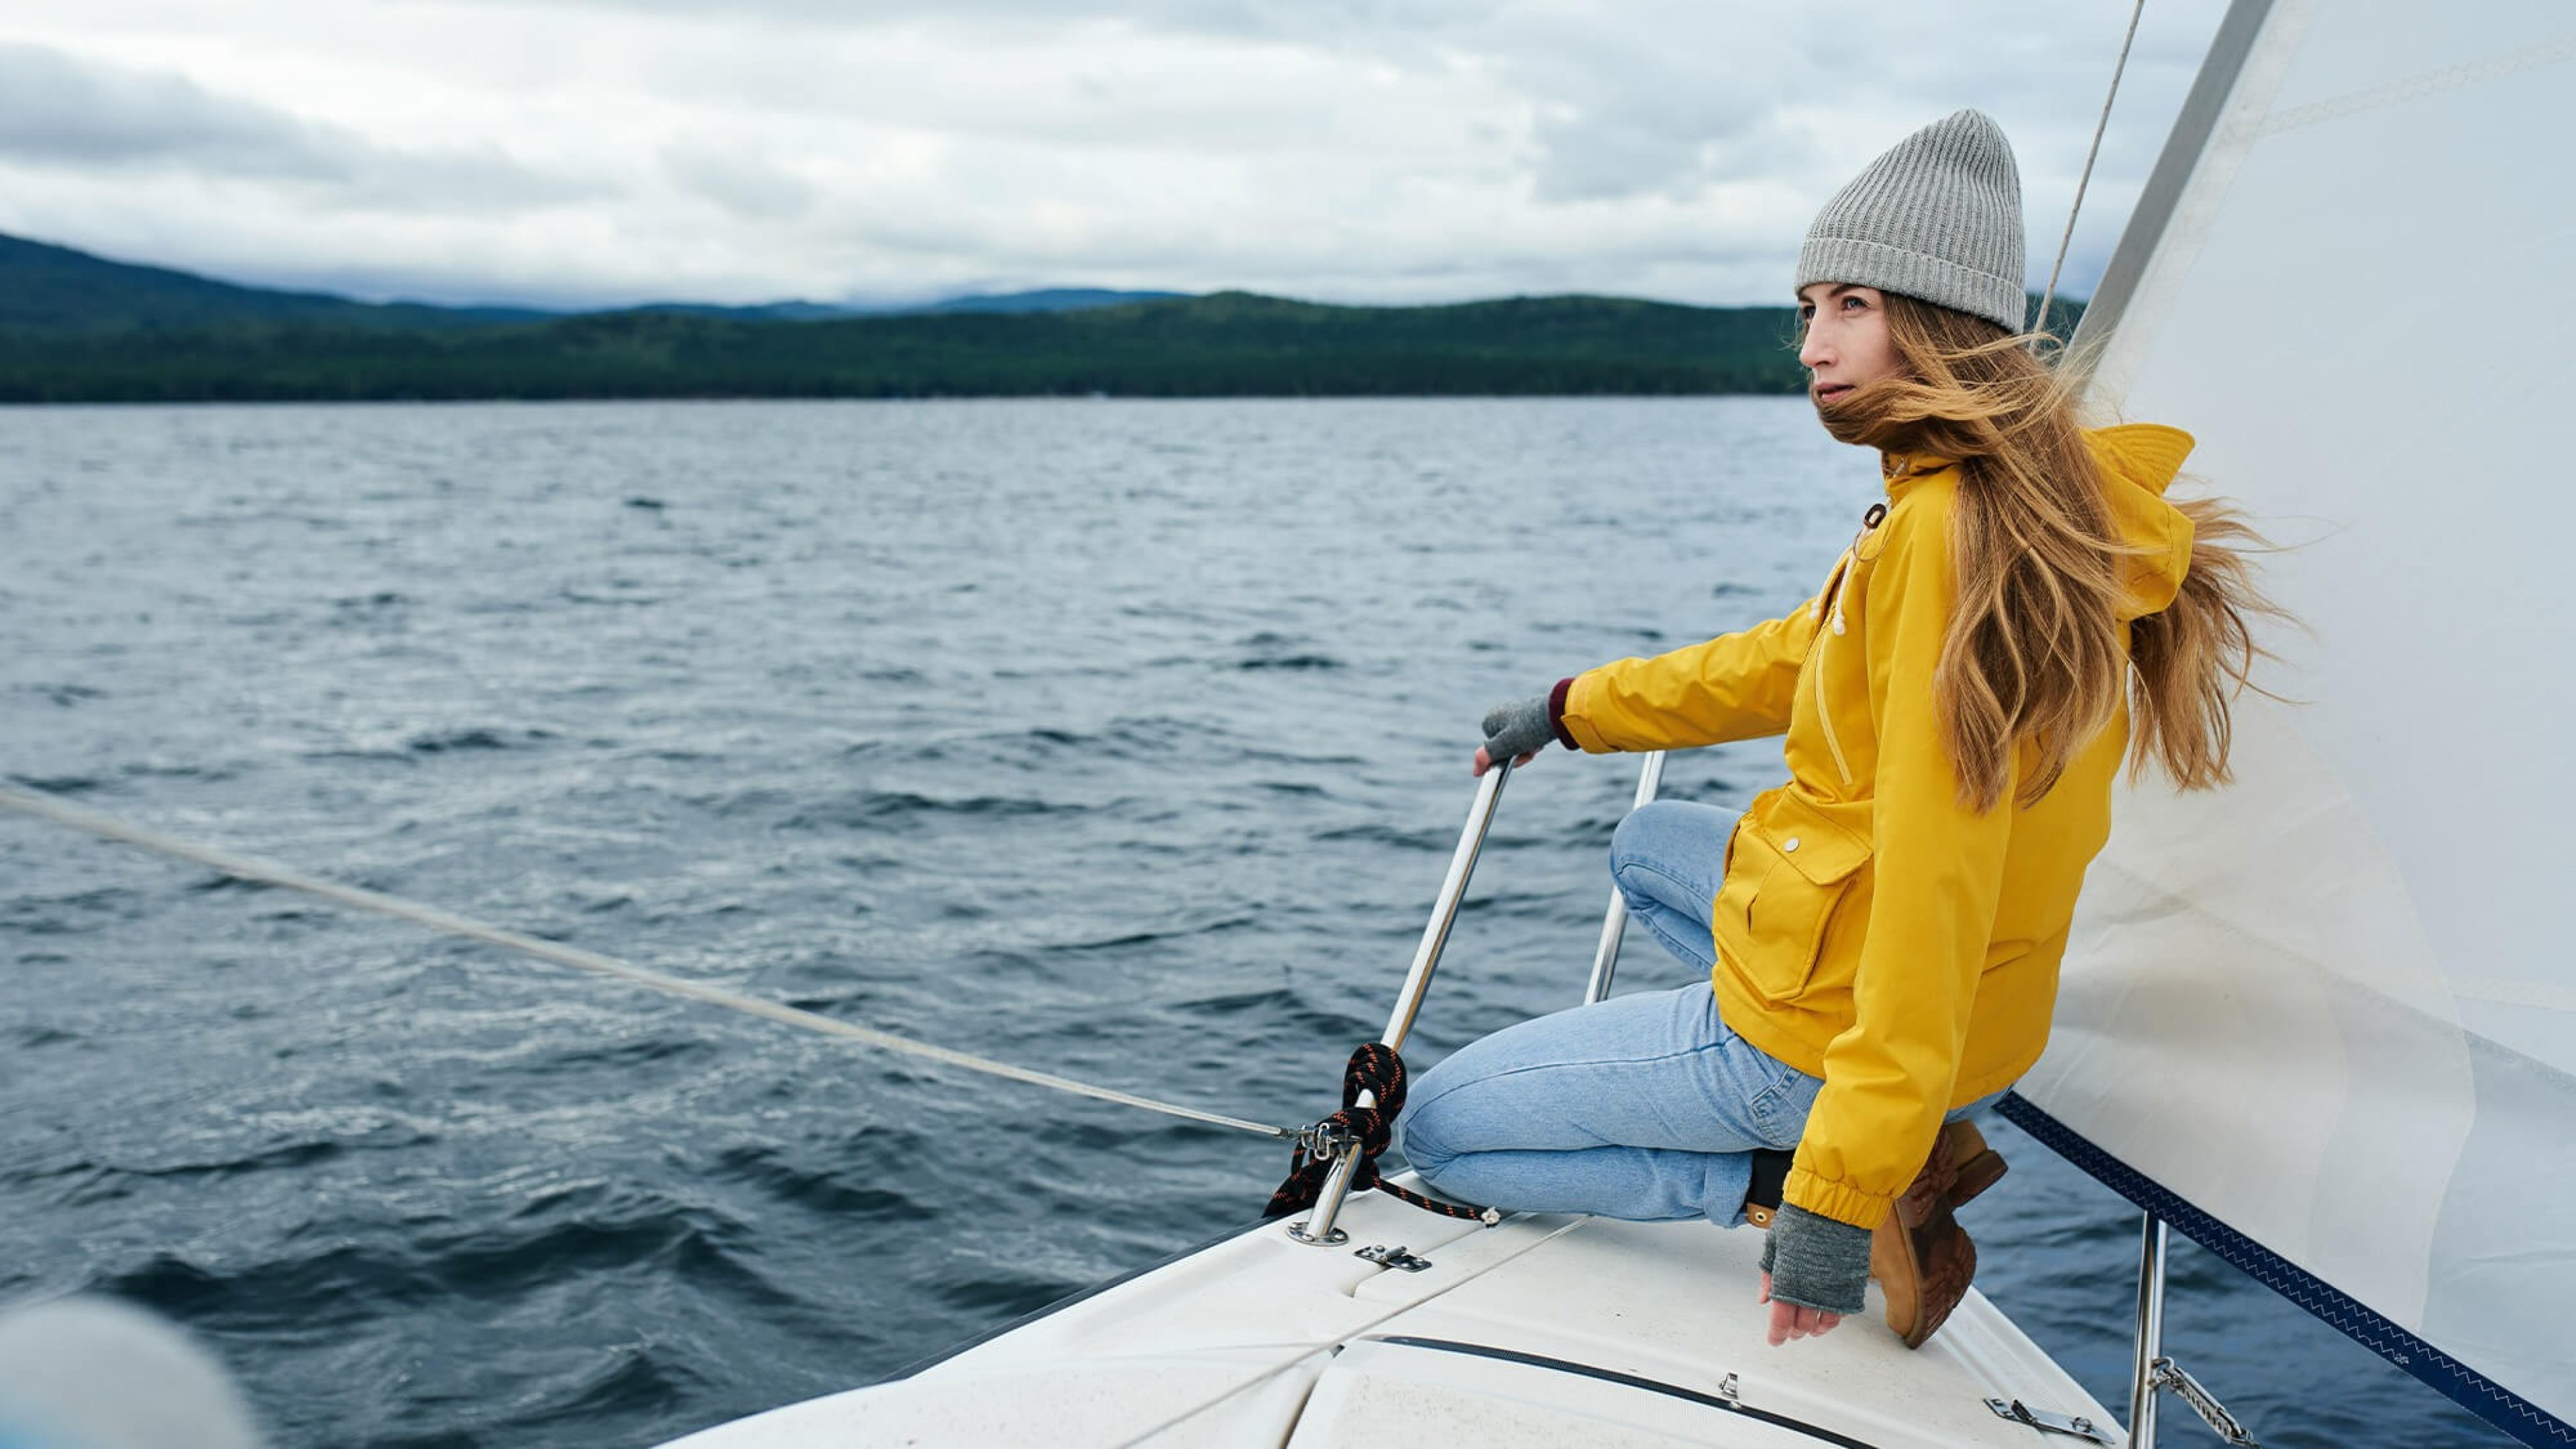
[1997,1091,2574,1449]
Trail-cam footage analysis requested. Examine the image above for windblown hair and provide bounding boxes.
[1816,294,2279,810]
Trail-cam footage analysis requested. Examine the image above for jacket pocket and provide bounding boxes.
[1712,792,1870,1006]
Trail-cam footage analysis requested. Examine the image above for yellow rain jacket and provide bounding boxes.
[1557,424,2197,1230]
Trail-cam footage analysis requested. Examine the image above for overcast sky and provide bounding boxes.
[0,1,2229,311]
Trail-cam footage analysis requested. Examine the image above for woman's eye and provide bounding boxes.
[1841,294,1868,311]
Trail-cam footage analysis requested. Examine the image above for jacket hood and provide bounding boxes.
[2085,423,2196,619]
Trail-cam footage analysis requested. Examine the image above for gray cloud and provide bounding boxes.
[0,43,596,210]
[448,0,1503,40]
[458,0,2206,215]
[1493,17,1805,204]
[659,143,815,219]
[0,1,2226,308]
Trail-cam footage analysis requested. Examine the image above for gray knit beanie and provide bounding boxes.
[1796,109,2027,334]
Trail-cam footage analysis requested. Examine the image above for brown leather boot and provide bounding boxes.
[1902,1121,2008,1220]
[1872,1122,2008,1348]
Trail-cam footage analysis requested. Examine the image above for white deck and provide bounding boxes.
[662,1184,2119,1448]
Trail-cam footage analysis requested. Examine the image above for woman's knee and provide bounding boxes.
[1609,799,1688,869]
[1609,800,1719,896]
[1395,1095,1455,1175]
[1395,1053,1479,1171]
[1609,808,1665,908]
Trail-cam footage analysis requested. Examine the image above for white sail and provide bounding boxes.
[2010,0,2576,1437]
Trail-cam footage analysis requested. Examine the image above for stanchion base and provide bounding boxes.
[1284,1220,1348,1246]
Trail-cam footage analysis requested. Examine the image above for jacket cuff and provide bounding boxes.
[1547,676,1577,750]
[1784,1165,1894,1231]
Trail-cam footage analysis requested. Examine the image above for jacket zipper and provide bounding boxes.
[1810,502,1887,790]
[1814,591,1855,788]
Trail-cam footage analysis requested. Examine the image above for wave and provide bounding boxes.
[555,586,663,607]
[185,873,274,895]
[1052,914,1256,953]
[502,1342,706,1433]
[101,1245,422,1332]
[15,682,107,707]
[1314,821,1455,851]
[0,884,150,933]
[931,1268,1087,1318]
[406,727,557,754]
[7,772,101,794]
[712,1142,936,1222]
[539,1036,715,1071]
[35,1144,341,1208]
[441,1183,796,1308]
[1162,985,1375,1040]
[780,789,1101,832]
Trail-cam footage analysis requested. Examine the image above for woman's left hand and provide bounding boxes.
[1474,692,1556,774]
[1758,1272,1845,1345]
[1758,1204,1869,1344]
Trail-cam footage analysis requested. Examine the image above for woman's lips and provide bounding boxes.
[1814,384,1852,402]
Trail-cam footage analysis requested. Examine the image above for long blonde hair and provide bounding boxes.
[1817,294,2279,811]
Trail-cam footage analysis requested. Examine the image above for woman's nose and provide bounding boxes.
[1798,325,1831,371]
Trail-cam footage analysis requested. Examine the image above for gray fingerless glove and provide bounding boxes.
[1761,1203,1872,1316]
[1480,692,1556,761]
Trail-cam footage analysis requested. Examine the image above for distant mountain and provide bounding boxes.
[0,231,1191,335]
[904,288,1189,315]
[624,300,863,322]
[0,229,2082,401]
[0,233,553,335]
[626,289,1189,321]
[0,288,1835,401]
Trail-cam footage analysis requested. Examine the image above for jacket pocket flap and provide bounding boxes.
[1760,792,1870,886]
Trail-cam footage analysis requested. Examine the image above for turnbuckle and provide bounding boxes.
[1296,1118,1357,1161]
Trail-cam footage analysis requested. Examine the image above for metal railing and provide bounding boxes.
[2129,1210,2261,1446]
[1287,751,1665,1246]
[1582,751,1666,1006]
[2131,1214,2169,1446]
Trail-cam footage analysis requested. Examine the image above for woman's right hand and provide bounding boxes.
[1474,692,1556,775]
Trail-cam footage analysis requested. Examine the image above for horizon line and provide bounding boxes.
[1,227,2091,323]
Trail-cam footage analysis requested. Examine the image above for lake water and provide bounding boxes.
[0,399,2508,1448]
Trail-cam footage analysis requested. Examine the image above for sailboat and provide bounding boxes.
[653,2,2576,1444]
[2,0,2560,1443]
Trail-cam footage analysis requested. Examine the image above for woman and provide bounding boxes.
[1395,110,2272,1350]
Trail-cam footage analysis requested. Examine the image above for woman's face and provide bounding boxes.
[1796,282,1898,408]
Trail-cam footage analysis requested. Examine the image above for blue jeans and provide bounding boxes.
[1399,977,1821,1227]
[1601,798,1735,976]
[1398,799,1995,1227]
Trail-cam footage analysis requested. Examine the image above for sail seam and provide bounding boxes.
[2259,39,2576,136]
[2445,972,2576,1014]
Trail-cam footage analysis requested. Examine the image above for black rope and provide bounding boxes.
[1264,1043,1495,1224]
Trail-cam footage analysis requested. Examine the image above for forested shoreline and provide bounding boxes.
[1,292,1831,402]
[1,233,2080,401]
